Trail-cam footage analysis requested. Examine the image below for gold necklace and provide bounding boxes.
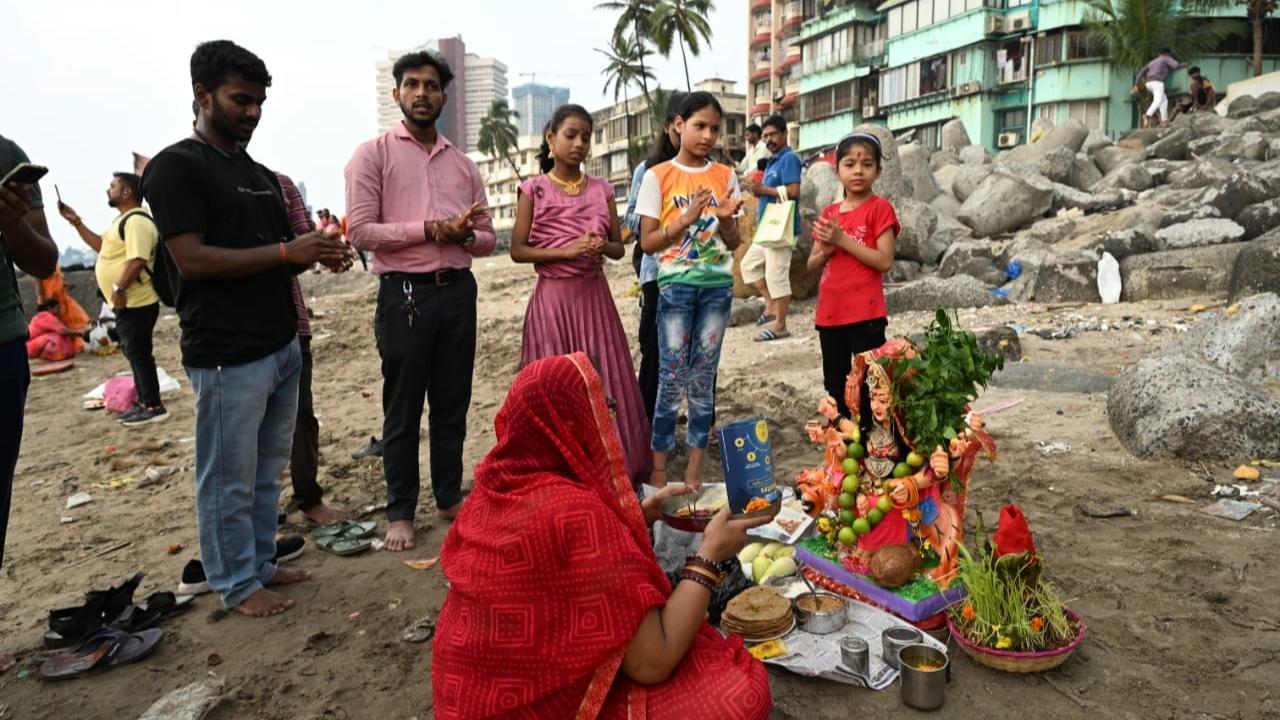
[547,170,586,196]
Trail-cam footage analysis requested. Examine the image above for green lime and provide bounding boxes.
[841,458,859,476]
[839,509,855,526]
[847,442,866,460]
[893,462,913,479]
[850,425,861,443]
[868,508,884,525]
[852,518,871,536]
[842,475,860,494]
[837,526,857,545]
[877,494,894,513]
[838,492,856,510]
[906,451,925,467]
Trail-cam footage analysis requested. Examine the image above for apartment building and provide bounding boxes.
[467,135,542,234]
[585,78,748,204]
[512,83,571,137]
[747,0,811,141]
[375,36,467,143]
[464,54,509,153]
[793,0,1278,154]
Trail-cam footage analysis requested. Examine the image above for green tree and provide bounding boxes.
[1084,0,1235,80]
[599,35,657,168]
[596,0,660,103]
[477,99,524,183]
[650,0,717,91]
[1245,0,1277,76]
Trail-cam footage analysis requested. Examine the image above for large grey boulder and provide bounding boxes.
[930,148,960,171]
[1208,131,1269,161]
[1093,145,1143,175]
[886,275,1002,313]
[1140,158,1183,187]
[1168,158,1236,189]
[1022,216,1077,245]
[1229,235,1280,301]
[1095,228,1156,260]
[1227,94,1259,118]
[1195,171,1280,220]
[894,198,944,264]
[938,240,1000,278]
[1070,153,1103,190]
[932,164,961,199]
[952,164,993,202]
[957,170,1053,237]
[1051,184,1128,213]
[1120,243,1248,300]
[1032,250,1101,303]
[1153,218,1246,250]
[1107,353,1280,460]
[959,145,992,166]
[1034,118,1089,156]
[1235,198,1280,241]
[941,119,971,151]
[801,161,843,218]
[1037,146,1077,184]
[1159,204,1222,229]
[1082,130,1113,157]
[729,297,767,327]
[1256,91,1280,112]
[853,123,911,203]
[1175,109,1233,138]
[1167,292,1280,385]
[1145,127,1194,161]
[1094,162,1154,192]
[888,260,924,283]
[899,143,940,203]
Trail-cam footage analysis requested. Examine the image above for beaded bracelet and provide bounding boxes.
[680,568,718,592]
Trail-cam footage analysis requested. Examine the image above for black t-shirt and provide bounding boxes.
[141,138,297,368]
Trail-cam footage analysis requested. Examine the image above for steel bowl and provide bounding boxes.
[792,592,848,634]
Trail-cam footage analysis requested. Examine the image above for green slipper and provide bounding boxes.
[309,520,376,541]
[314,535,372,556]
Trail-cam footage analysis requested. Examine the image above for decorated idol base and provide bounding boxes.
[795,541,966,623]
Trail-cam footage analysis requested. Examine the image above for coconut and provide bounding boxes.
[869,544,921,588]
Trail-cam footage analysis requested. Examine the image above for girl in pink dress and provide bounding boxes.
[510,104,652,485]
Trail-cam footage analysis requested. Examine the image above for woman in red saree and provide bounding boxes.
[433,353,772,720]
[26,300,79,361]
[36,267,89,355]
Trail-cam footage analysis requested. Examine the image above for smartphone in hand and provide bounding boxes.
[1,162,49,187]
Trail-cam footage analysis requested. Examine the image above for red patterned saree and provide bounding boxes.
[433,353,770,720]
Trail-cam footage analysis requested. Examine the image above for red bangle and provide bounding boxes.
[279,241,289,265]
[680,569,718,591]
[686,554,722,578]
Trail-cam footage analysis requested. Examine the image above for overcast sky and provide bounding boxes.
[7,0,744,250]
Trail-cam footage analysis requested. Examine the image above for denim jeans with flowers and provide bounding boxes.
[651,283,733,452]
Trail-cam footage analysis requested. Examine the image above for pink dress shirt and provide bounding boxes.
[344,122,496,274]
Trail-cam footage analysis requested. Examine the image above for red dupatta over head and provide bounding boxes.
[433,353,672,720]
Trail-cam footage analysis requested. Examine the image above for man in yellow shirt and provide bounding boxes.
[58,173,168,426]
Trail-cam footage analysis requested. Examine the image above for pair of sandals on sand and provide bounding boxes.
[39,572,191,680]
[310,520,377,556]
[754,313,791,342]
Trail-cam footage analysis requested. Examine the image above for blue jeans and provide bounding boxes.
[187,339,302,608]
[652,284,733,452]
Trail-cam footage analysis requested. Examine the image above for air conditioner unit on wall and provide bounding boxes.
[997,131,1020,148]
[1008,12,1031,31]
[863,104,878,117]
[986,15,1004,35]
[950,81,981,98]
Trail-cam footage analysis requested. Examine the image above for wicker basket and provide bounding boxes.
[946,608,1086,674]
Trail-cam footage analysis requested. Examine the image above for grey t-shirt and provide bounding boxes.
[0,136,45,345]
[1142,55,1180,83]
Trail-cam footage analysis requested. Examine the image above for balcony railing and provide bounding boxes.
[801,40,884,75]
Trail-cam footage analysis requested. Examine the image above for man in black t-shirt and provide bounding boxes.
[142,40,351,618]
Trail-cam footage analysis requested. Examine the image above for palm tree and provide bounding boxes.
[596,0,660,103]
[650,0,716,91]
[477,99,524,183]
[1246,0,1277,76]
[1084,0,1235,80]
[599,36,657,168]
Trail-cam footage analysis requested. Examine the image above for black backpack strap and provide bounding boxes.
[116,209,156,280]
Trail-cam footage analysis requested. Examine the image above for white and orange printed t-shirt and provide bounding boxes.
[635,158,741,288]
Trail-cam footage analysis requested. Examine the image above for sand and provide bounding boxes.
[1,256,1276,719]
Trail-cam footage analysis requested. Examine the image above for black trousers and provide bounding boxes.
[638,281,660,421]
[639,280,717,429]
[375,272,476,521]
[818,318,888,420]
[115,303,161,408]
[289,337,323,510]
[0,338,29,569]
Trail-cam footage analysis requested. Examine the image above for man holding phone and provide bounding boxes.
[0,135,59,585]
[58,173,168,427]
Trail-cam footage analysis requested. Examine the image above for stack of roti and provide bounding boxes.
[721,586,793,640]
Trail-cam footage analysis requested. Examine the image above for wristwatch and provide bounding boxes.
[460,232,476,247]
[112,284,123,294]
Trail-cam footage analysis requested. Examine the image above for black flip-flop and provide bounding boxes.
[45,572,145,648]
[39,627,162,681]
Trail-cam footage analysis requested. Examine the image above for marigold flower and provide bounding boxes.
[1030,616,1045,632]
[962,604,976,621]
[995,636,1013,649]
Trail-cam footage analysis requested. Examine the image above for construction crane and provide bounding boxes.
[516,71,589,86]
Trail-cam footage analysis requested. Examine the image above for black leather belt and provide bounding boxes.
[383,269,469,286]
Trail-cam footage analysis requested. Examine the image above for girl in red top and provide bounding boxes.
[809,132,900,419]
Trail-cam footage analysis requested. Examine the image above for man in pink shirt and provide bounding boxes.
[345,51,494,552]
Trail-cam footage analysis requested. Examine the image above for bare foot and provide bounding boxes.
[0,652,15,674]
[301,502,344,525]
[438,502,463,521]
[385,520,416,552]
[268,566,310,586]
[233,588,295,617]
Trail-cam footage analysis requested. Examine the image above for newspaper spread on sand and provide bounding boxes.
[760,579,949,690]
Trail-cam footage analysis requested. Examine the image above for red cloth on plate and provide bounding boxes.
[432,353,770,720]
[993,504,1037,557]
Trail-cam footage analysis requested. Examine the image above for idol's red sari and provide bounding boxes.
[433,354,770,720]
